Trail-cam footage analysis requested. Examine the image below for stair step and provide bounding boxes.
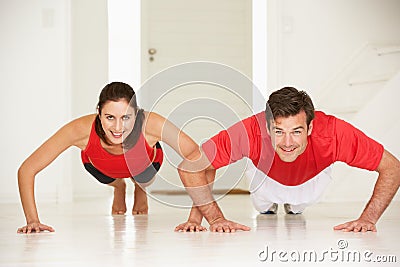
[375,45,400,56]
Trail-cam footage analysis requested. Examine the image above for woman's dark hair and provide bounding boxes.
[265,87,315,129]
[95,82,145,149]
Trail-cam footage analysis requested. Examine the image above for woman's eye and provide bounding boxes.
[106,116,114,120]
[122,115,131,121]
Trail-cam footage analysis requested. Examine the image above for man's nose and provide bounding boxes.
[283,134,293,146]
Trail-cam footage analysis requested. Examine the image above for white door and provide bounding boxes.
[140,0,253,196]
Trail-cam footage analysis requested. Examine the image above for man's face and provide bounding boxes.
[268,111,313,162]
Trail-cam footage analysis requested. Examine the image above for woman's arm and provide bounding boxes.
[144,112,199,158]
[17,115,93,233]
[144,112,250,232]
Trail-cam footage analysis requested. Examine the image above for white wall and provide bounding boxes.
[0,0,72,203]
[0,0,109,204]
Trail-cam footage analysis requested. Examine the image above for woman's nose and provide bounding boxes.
[114,119,123,131]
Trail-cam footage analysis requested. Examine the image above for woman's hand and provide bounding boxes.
[17,222,55,234]
[175,221,207,232]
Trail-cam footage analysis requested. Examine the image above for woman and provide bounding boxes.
[17,82,200,234]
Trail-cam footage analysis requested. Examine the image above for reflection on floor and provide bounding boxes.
[1,194,399,266]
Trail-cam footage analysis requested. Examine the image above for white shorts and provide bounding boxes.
[245,160,332,213]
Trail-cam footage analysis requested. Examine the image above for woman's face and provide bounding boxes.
[99,99,136,145]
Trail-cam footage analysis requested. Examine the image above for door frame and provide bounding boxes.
[107,0,269,109]
[107,0,142,87]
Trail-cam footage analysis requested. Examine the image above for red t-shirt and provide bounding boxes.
[81,120,163,178]
[202,111,384,186]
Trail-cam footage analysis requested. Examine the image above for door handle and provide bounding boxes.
[148,48,157,55]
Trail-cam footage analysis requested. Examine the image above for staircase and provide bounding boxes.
[316,43,400,121]
[319,44,400,202]
[352,71,400,152]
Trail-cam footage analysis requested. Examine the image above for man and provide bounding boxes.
[176,87,400,233]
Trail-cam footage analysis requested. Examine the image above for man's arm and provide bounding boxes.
[334,149,400,232]
[177,150,251,233]
[175,168,216,232]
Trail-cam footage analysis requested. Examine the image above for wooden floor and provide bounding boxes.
[1,194,399,267]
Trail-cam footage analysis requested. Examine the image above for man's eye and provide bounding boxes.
[293,131,302,135]
[122,115,131,120]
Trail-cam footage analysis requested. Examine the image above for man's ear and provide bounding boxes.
[266,120,274,135]
[307,120,314,136]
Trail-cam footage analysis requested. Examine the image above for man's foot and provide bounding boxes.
[111,180,127,215]
[284,203,302,215]
[132,184,148,215]
[260,203,278,215]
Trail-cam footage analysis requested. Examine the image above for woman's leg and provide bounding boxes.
[109,178,127,215]
[130,143,163,215]
[83,163,127,215]
[132,179,149,215]
[130,162,160,215]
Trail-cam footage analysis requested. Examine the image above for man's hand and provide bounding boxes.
[333,218,377,232]
[335,150,400,233]
[209,218,251,233]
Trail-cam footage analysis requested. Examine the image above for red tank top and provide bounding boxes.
[81,120,161,178]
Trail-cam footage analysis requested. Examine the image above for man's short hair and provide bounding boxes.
[265,87,315,129]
